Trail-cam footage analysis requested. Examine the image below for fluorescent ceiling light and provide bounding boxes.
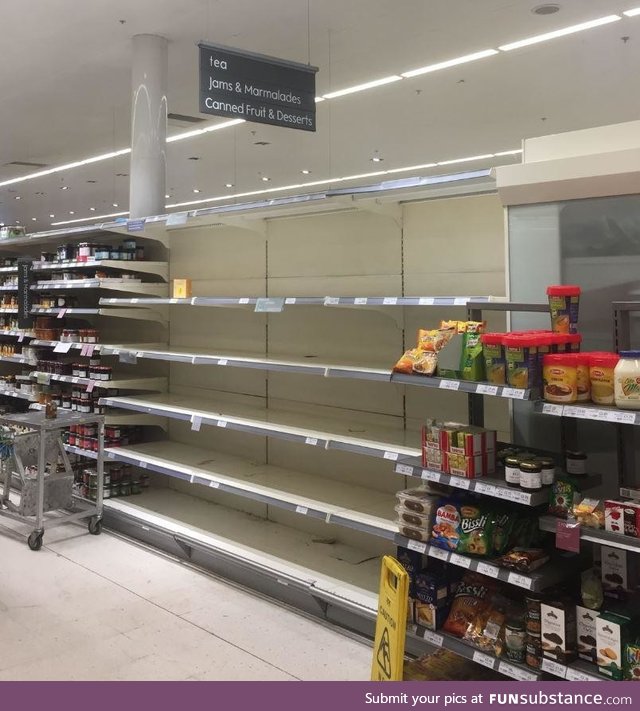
[402,49,499,78]
[437,154,495,166]
[322,75,402,99]
[623,7,640,16]
[0,148,131,188]
[314,96,325,103]
[166,118,245,143]
[386,163,437,173]
[499,14,621,51]
[51,210,128,226]
[494,149,523,156]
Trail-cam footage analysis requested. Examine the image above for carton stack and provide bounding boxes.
[422,419,497,479]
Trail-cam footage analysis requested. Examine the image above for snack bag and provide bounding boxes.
[457,503,494,557]
[496,548,549,572]
[440,320,467,334]
[492,509,515,556]
[431,498,462,551]
[418,328,456,352]
[549,477,578,518]
[443,572,498,638]
[412,351,438,376]
[573,498,604,528]
[393,348,423,374]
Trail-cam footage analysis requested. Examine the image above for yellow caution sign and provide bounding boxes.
[371,556,408,681]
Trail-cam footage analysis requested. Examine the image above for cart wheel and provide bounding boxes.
[88,517,102,535]
[27,531,43,551]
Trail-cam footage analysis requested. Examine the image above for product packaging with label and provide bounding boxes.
[540,600,577,665]
[604,500,640,538]
[172,278,192,299]
[601,545,640,599]
[596,612,634,680]
[396,545,423,597]
[413,569,450,630]
[576,605,600,663]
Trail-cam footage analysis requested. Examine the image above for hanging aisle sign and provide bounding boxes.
[198,43,318,132]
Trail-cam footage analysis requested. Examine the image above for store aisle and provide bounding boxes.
[0,522,371,680]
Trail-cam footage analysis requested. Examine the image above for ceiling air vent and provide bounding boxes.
[4,160,49,168]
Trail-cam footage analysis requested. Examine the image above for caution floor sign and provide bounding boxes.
[371,556,408,681]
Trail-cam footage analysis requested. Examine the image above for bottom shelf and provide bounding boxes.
[103,487,382,616]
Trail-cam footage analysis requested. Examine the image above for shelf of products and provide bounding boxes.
[103,440,397,539]
[535,401,639,425]
[98,393,422,460]
[539,515,640,554]
[29,372,167,392]
[394,534,573,592]
[32,260,168,279]
[395,458,552,507]
[31,279,168,296]
[408,625,541,681]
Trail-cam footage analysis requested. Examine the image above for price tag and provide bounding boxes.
[217,420,227,428]
[422,470,441,483]
[53,342,73,354]
[131,298,139,304]
[418,297,435,306]
[421,630,443,647]
[18,334,24,343]
[354,298,368,305]
[565,667,598,682]
[439,380,460,391]
[119,351,137,365]
[209,481,220,489]
[608,411,637,424]
[498,661,537,681]
[407,539,427,554]
[508,572,532,589]
[218,358,228,366]
[189,474,195,484]
[57,308,67,319]
[107,451,116,459]
[305,437,318,446]
[85,345,95,357]
[449,477,470,490]
[285,298,296,305]
[563,406,581,418]
[169,299,179,304]
[476,384,498,396]
[86,381,95,393]
[514,491,531,505]
[238,298,250,305]
[383,297,397,305]
[541,658,567,678]
[542,403,563,416]
[396,464,414,476]
[450,553,472,569]
[556,519,581,553]
[475,482,495,496]
[190,415,202,432]
[323,297,339,306]
[477,562,500,578]
[383,451,399,461]
[295,505,308,515]
[453,297,468,306]
[428,547,449,562]
[255,297,285,313]
[472,651,496,669]
[139,462,148,469]
[503,388,526,400]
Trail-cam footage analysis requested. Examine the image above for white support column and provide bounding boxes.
[130,34,168,219]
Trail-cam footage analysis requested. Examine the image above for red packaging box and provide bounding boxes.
[443,450,496,478]
[605,500,640,538]
[440,426,497,456]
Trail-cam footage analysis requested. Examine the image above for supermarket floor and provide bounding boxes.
[0,521,372,680]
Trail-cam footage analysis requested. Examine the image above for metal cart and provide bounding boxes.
[0,410,104,550]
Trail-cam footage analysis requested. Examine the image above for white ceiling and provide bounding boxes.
[1,0,639,227]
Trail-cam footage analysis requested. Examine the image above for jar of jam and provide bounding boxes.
[78,243,93,262]
[505,455,521,488]
[566,450,587,477]
[62,394,71,409]
[519,460,542,492]
[85,329,98,344]
[537,457,556,486]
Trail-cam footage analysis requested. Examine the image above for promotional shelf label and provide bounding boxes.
[199,43,317,132]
